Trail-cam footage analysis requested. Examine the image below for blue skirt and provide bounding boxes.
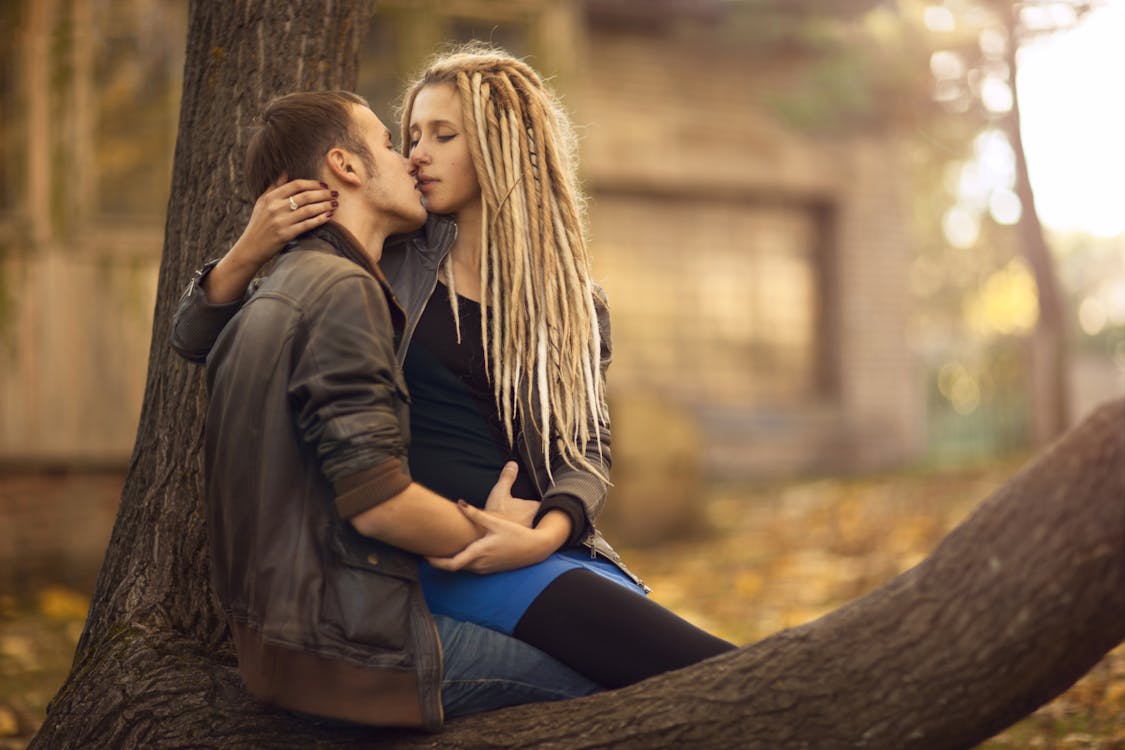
[419,549,646,634]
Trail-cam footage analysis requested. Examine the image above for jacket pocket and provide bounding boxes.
[320,528,420,652]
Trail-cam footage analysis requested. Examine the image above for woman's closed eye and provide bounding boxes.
[407,134,456,150]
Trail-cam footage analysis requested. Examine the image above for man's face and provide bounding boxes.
[349,104,428,233]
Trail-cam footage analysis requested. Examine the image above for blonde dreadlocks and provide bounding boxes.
[400,44,607,481]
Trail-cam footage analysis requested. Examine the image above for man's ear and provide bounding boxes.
[325,147,362,186]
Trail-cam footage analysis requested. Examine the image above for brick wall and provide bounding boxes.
[0,470,123,595]
[833,136,926,469]
[573,25,924,476]
[0,246,158,464]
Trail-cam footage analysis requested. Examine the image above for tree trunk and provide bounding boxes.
[33,3,1125,748]
[1001,3,1071,444]
[31,0,375,744]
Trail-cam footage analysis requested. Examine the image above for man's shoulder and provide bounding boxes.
[276,238,372,279]
[262,242,378,304]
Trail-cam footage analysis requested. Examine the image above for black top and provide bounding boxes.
[402,282,589,545]
[403,283,539,506]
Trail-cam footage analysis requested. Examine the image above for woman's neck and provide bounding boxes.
[447,202,483,301]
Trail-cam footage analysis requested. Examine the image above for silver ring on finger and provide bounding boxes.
[288,196,299,211]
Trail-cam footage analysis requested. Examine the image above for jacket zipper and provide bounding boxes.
[396,223,456,368]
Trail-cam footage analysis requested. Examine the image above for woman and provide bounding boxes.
[173,44,734,688]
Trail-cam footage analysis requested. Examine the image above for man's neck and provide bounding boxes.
[313,221,386,275]
[332,206,388,266]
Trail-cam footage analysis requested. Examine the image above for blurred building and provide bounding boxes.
[0,0,924,478]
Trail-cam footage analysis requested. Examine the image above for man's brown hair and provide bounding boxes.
[245,90,374,197]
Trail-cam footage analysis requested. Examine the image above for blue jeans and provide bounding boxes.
[435,615,602,718]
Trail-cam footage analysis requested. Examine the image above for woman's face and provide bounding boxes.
[408,83,481,217]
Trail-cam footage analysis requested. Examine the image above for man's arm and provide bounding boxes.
[349,481,482,557]
[424,504,573,575]
[422,463,575,574]
[349,461,564,561]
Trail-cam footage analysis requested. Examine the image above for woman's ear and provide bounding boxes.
[325,147,362,187]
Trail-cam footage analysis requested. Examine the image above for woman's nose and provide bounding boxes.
[410,144,429,166]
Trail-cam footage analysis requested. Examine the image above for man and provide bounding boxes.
[199,91,596,729]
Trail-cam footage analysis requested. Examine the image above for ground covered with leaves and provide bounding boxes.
[618,459,1125,749]
[1,460,1122,748]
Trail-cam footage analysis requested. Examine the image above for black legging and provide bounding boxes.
[513,569,736,688]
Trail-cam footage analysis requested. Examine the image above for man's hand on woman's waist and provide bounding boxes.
[424,463,573,574]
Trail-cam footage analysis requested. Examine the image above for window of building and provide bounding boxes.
[590,193,831,408]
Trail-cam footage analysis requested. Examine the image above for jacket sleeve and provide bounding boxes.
[171,260,254,364]
[288,273,412,519]
[537,285,613,542]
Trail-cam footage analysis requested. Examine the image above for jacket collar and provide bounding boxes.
[384,213,457,269]
[421,213,457,264]
[287,222,390,284]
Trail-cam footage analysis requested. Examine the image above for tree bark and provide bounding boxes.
[32,2,1125,748]
[31,0,375,744]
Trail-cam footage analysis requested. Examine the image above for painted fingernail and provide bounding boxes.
[319,181,329,188]
[331,200,338,208]
[325,212,333,219]
[330,190,338,198]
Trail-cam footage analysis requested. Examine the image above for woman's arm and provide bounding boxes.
[532,285,614,543]
[170,179,335,361]
[206,179,337,301]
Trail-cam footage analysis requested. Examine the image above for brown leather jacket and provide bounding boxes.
[204,226,442,729]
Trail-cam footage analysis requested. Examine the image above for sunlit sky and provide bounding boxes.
[1017,2,1125,237]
